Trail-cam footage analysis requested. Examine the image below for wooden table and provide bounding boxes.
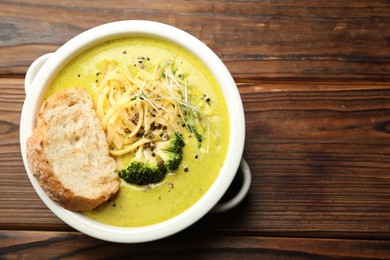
[1,1,390,258]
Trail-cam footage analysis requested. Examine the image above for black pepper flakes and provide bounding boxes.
[195,155,198,159]
[157,160,164,168]
[184,167,189,172]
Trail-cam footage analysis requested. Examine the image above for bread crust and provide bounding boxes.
[26,88,119,212]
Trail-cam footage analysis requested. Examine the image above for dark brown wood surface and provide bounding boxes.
[1,0,390,258]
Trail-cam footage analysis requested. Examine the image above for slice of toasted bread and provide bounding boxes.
[26,88,119,212]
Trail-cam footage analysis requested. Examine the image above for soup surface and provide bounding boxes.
[48,37,229,227]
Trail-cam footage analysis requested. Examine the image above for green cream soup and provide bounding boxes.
[48,37,230,227]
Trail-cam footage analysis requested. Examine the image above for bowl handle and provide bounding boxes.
[24,53,53,95]
[211,158,251,213]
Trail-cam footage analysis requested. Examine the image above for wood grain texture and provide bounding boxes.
[0,0,389,80]
[1,0,390,256]
[1,231,390,259]
[1,78,390,239]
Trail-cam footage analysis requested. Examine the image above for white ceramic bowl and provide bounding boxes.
[20,20,250,243]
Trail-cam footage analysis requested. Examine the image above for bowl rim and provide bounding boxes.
[19,20,245,243]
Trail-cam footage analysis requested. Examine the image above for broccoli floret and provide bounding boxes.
[155,132,185,170]
[119,161,167,186]
[159,151,182,170]
[118,148,167,186]
[119,132,185,185]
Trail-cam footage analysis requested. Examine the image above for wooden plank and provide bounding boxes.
[0,0,389,80]
[2,78,390,239]
[1,231,390,259]
[0,78,68,230]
